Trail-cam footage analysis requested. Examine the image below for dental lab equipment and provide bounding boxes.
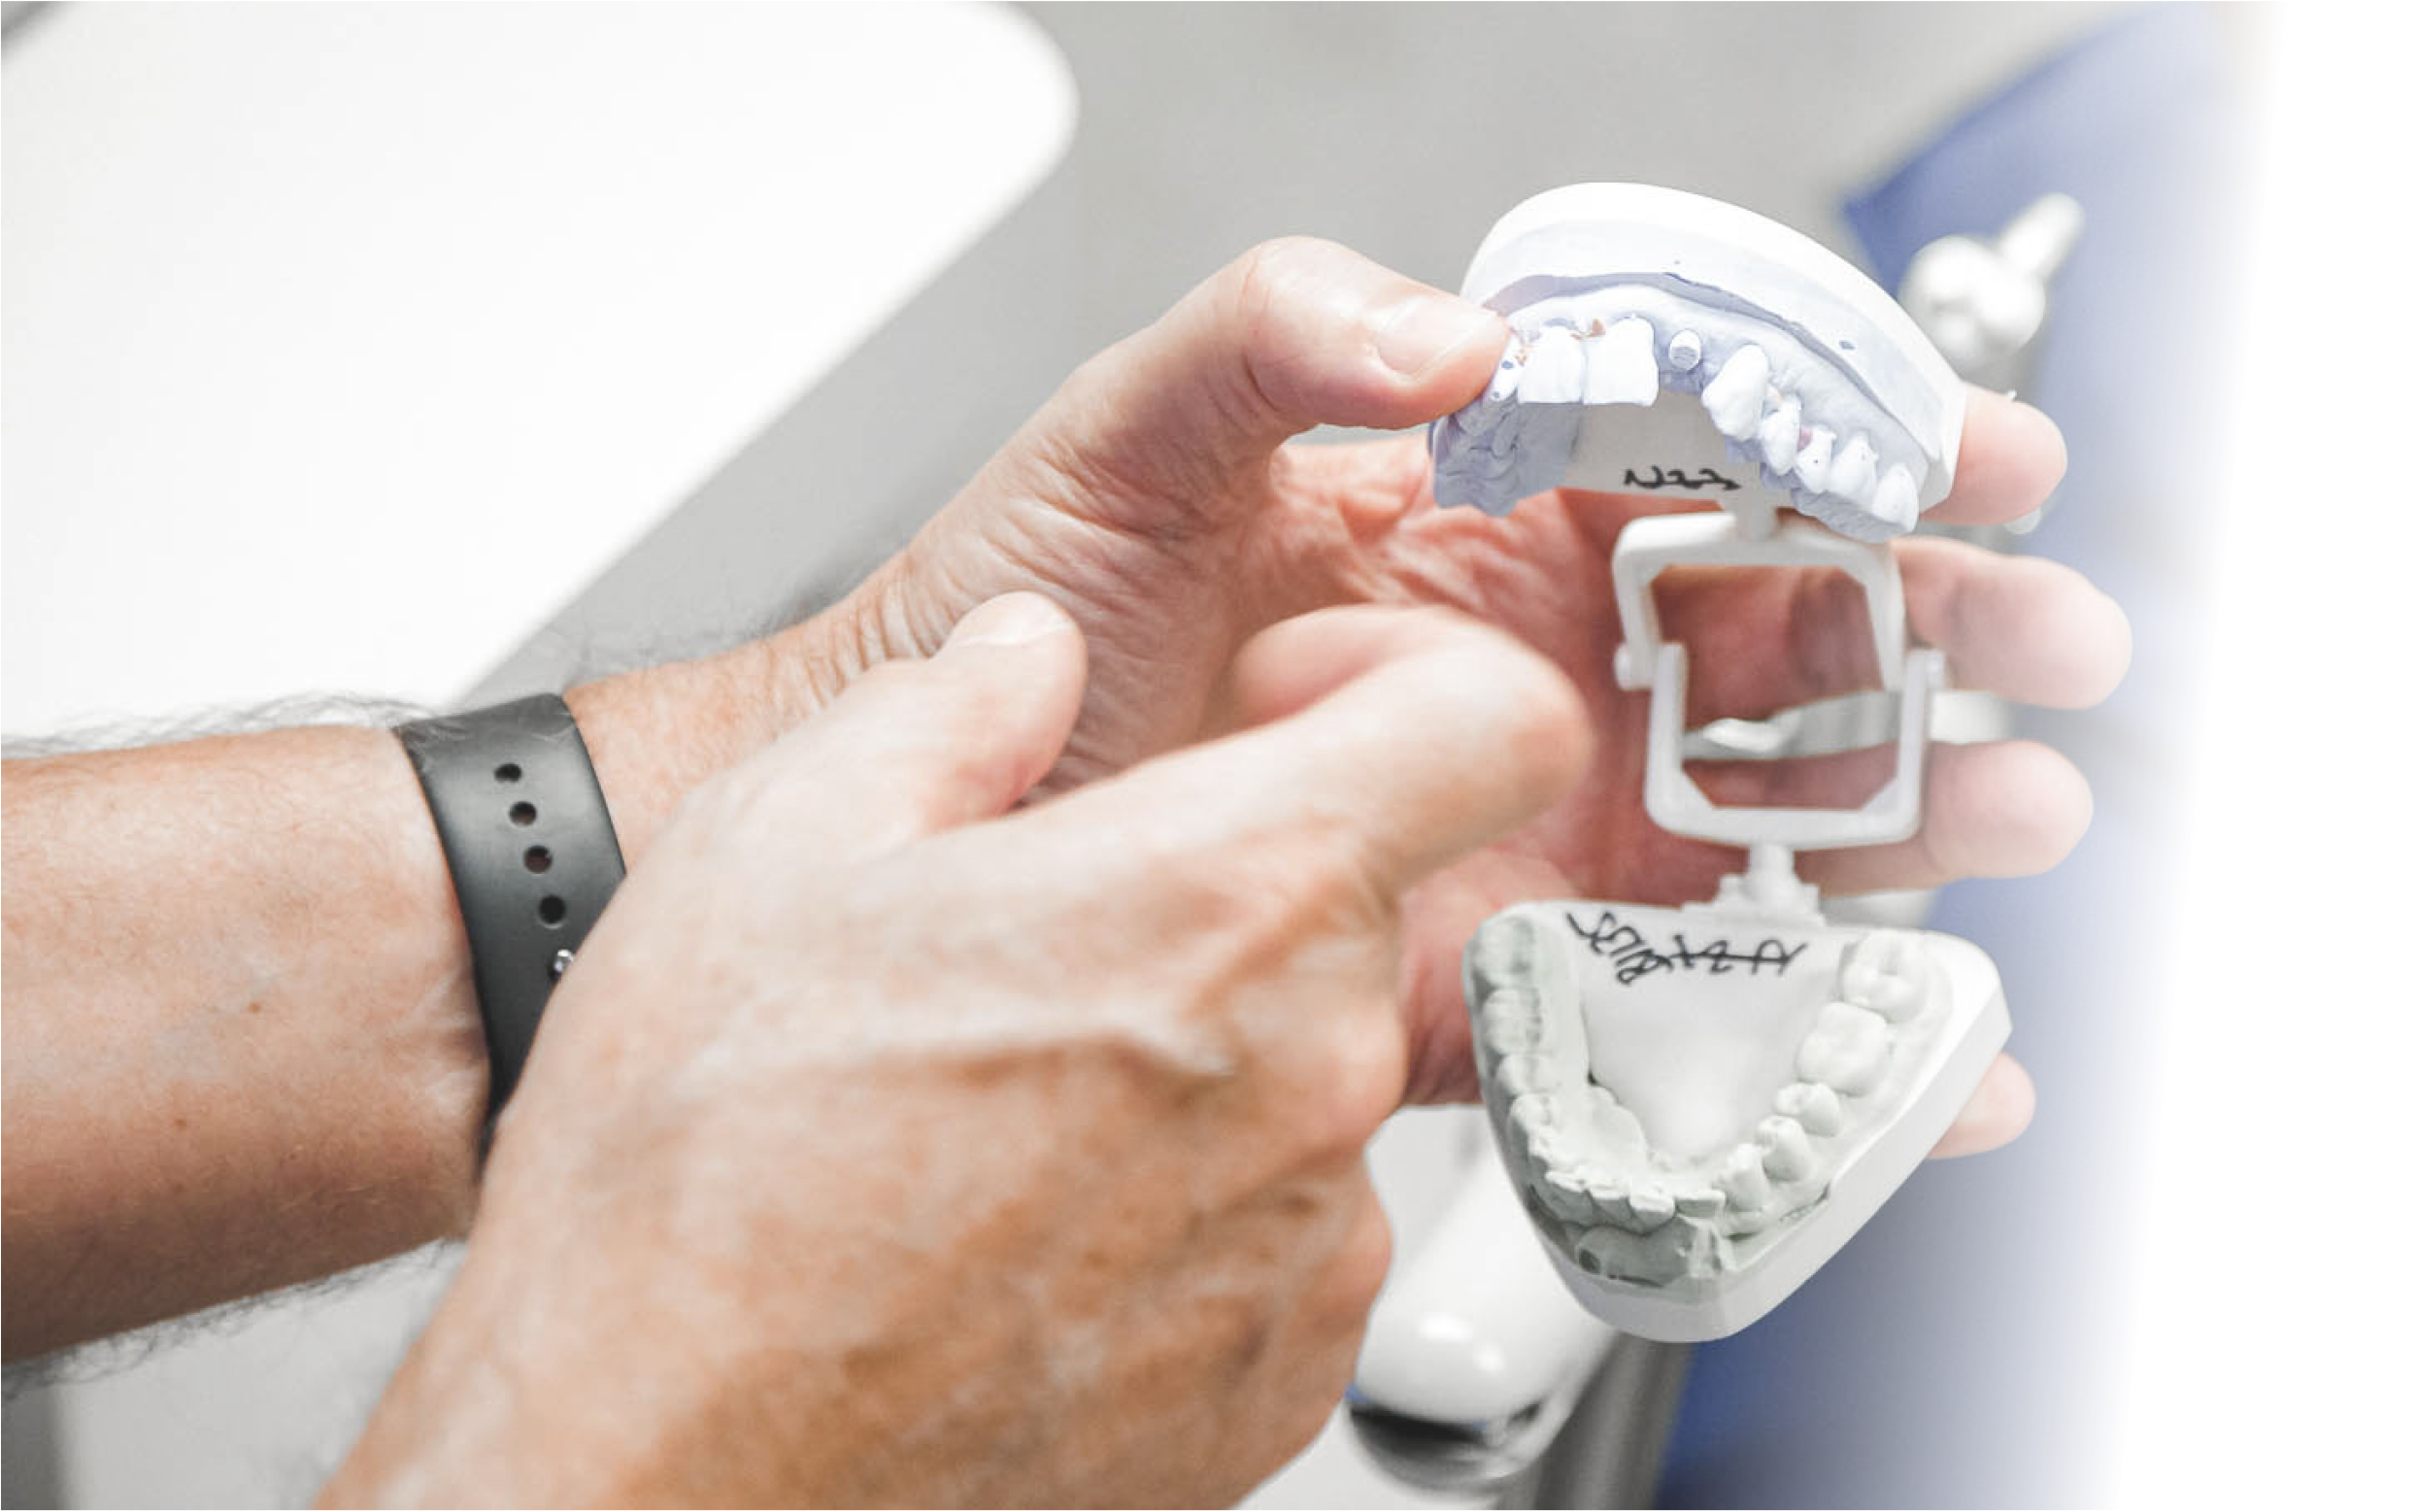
[1431,184,2012,1343]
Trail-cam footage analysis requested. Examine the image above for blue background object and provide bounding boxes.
[1660,7,2246,1504]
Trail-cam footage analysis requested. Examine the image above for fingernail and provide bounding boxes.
[944,592,1071,651]
[1373,294,1501,378]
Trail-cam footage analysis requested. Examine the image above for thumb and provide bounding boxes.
[1029,239,1508,524]
[728,592,1089,862]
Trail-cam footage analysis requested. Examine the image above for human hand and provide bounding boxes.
[325,595,1591,1507]
[803,239,2131,1123]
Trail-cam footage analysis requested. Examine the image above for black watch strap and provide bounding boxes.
[396,693,625,1113]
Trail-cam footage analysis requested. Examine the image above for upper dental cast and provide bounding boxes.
[1429,183,1964,542]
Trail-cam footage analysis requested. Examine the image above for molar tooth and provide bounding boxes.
[1666,328,1703,372]
[1840,931,1938,1023]
[1795,426,1835,492]
[1583,317,1661,405]
[1483,1009,1544,1058]
[1757,394,1802,471]
[1508,1090,1566,1144]
[1775,1081,1845,1136]
[1757,1115,1816,1182]
[1872,464,1921,532]
[1520,327,1587,404]
[1795,1002,1892,1097]
[1828,432,1879,503]
[1480,985,1538,1038]
[1718,1144,1773,1209]
[1493,1053,1556,1097]
[1470,915,1536,991]
[1700,345,1771,438]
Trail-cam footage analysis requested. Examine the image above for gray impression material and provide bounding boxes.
[1437,185,2009,1342]
[1429,183,1965,541]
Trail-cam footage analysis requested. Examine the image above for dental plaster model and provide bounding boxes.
[1433,184,2008,1343]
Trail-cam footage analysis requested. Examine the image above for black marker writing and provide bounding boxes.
[1564,908,1803,988]
[1622,465,1741,493]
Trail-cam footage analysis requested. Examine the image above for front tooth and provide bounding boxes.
[1626,1184,1675,1231]
[1587,1180,1634,1229]
[1775,1081,1845,1136]
[1700,345,1770,438]
[1795,426,1835,492]
[1675,1188,1727,1220]
[1542,1167,1597,1224]
[1872,464,1920,531]
[1795,1002,1892,1097]
[1828,432,1879,503]
[1520,327,1586,404]
[1757,1115,1816,1182]
[1757,394,1802,471]
[1470,915,1535,991]
[1840,931,1937,1023]
[1583,317,1660,405]
[1718,1144,1774,1209]
[1666,328,1704,372]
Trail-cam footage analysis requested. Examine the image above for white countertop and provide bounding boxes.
[4,0,1074,733]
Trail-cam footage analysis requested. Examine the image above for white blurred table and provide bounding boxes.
[4,0,1073,732]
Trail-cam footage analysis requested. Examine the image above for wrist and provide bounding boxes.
[562,584,914,861]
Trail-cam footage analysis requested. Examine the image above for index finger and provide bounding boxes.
[1032,606,1594,899]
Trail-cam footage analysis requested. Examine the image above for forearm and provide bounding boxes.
[0,619,855,1361]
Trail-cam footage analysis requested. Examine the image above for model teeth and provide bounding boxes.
[1584,317,1661,405]
[1717,1145,1775,1209]
[1483,1005,1546,1058]
[1872,464,1920,533]
[1543,1167,1598,1224]
[1469,914,1958,1296]
[1700,345,1771,439]
[1758,395,1802,472]
[1471,915,1537,990]
[1828,432,1879,504]
[1522,326,1587,404]
[1795,1002,1892,1096]
[1591,1183,1636,1229]
[1494,1053,1555,1097]
[1626,1184,1676,1231]
[1840,931,1935,1023]
[1484,351,1525,404]
[1675,1187,1727,1220]
[1433,289,1951,541]
[1774,1081,1845,1136]
[1757,1116,1816,1181]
